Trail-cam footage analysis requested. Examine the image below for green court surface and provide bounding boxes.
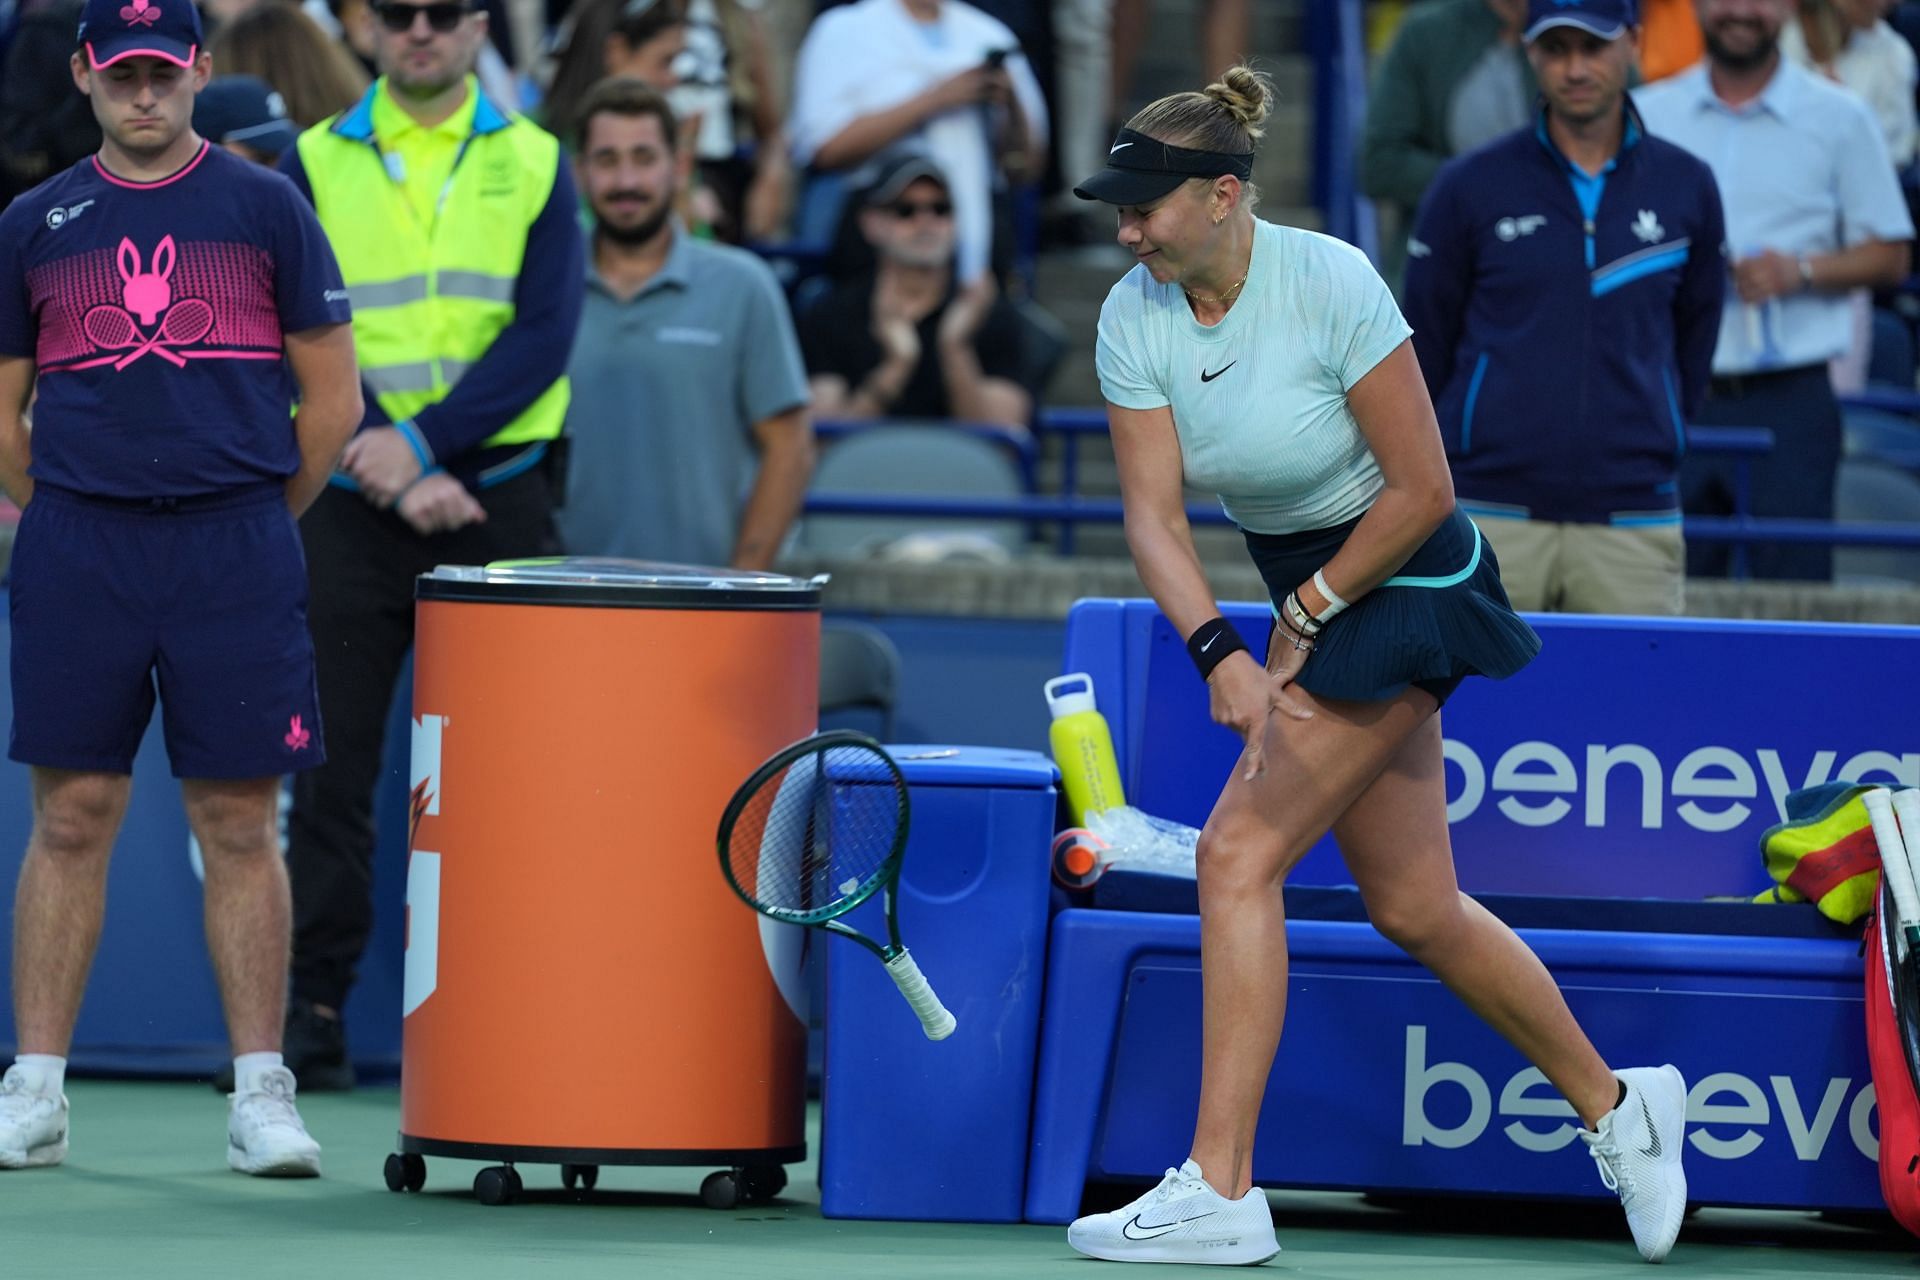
[6,1081,1916,1279]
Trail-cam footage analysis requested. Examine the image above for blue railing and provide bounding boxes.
[806,406,1920,571]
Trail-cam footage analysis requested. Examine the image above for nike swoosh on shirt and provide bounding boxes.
[1201,362,1235,382]
[1110,142,1134,154]
[1122,1211,1217,1241]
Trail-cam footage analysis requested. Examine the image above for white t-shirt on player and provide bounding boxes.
[1095,218,1411,535]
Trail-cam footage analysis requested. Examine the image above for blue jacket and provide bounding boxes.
[1404,98,1726,524]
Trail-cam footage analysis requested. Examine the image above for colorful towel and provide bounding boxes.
[1755,782,1903,924]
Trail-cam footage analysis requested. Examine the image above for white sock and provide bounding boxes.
[14,1054,66,1098]
[232,1051,285,1095]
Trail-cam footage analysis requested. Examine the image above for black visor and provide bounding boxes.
[1073,128,1256,205]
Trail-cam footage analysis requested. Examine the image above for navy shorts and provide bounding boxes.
[9,482,325,779]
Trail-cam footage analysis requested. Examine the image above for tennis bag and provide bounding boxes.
[1865,888,1920,1236]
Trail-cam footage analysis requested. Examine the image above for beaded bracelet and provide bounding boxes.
[1281,591,1323,640]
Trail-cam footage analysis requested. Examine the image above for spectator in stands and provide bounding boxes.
[670,0,795,242]
[209,0,370,127]
[544,0,689,142]
[803,152,1040,431]
[1069,63,1689,1268]
[0,0,99,208]
[202,0,269,29]
[1783,1,1916,394]
[1111,0,1252,122]
[789,0,1049,283]
[1360,0,1535,289]
[557,77,815,567]
[196,74,303,164]
[327,0,382,76]
[1640,0,1707,79]
[1405,0,1726,616]
[1784,0,1917,166]
[1640,0,1912,581]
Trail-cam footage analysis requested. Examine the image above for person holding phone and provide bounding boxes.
[788,0,1049,282]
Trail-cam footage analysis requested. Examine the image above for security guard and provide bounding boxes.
[264,0,585,1089]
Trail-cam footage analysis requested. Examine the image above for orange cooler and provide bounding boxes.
[389,559,820,1205]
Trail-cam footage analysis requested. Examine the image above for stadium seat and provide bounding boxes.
[1842,404,1920,471]
[1835,457,1920,585]
[818,620,901,741]
[800,423,1028,558]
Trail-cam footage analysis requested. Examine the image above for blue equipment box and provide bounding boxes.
[819,745,1058,1221]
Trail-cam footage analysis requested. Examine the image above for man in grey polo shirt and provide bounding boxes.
[558,76,815,569]
[1638,0,1912,582]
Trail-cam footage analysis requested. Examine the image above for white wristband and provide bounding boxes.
[1311,569,1349,621]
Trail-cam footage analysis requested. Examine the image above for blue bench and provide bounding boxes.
[1021,601,1914,1223]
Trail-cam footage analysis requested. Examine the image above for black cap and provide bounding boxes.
[195,76,299,157]
[1074,128,1255,206]
[861,151,951,207]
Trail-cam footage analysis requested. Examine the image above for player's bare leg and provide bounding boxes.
[1335,713,1618,1125]
[13,768,130,1055]
[187,776,320,1177]
[1337,713,1687,1262]
[2,768,129,1168]
[188,776,289,1056]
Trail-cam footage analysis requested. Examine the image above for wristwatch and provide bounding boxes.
[1797,255,1815,292]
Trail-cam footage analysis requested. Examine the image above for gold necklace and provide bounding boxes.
[1183,274,1247,305]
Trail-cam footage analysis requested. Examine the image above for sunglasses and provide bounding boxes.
[888,199,953,220]
[373,2,473,33]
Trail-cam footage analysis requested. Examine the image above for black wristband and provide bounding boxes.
[1186,616,1248,681]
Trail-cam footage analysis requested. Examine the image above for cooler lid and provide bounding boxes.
[416,557,825,610]
[888,745,1059,789]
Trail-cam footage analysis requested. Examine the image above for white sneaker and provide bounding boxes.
[1067,1159,1280,1266]
[227,1066,322,1177]
[1583,1065,1688,1262]
[0,1065,68,1169]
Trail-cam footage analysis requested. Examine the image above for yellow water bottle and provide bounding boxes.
[1044,673,1127,826]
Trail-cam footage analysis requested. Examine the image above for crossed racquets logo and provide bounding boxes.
[81,235,214,369]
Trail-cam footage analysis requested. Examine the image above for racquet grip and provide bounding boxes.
[884,948,957,1041]
[1892,789,1920,931]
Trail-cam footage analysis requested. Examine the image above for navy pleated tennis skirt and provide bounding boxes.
[1242,507,1541,706]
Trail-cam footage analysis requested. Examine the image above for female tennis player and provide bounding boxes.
[1063,66,1687,1266]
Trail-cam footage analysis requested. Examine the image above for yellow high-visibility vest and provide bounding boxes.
[294,78,568,454]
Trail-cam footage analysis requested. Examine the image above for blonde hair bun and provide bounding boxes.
[1202,65,1273,142]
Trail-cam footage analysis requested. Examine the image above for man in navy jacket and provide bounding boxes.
[1405,0,1725,615]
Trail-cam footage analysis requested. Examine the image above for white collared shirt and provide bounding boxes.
[1637,58,1912,375]
[788,0,1050,283]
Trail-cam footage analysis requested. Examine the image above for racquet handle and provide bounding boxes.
[884,948,957,1041]
[1865,789,1920,956]
[1892,789,1920,937]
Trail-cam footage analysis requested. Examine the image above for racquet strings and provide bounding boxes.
[730,743,901,918]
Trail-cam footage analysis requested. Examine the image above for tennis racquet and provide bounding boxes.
[716,730,956,1040]
[1867,788,1920,1093]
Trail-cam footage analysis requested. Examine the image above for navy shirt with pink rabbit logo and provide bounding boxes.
[0,141,351,497]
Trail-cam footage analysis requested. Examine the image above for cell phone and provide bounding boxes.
[983,47,1010,69]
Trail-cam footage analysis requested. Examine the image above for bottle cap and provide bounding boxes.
[1044,673,1098,719]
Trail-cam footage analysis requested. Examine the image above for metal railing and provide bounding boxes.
[805,407,1920,572]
